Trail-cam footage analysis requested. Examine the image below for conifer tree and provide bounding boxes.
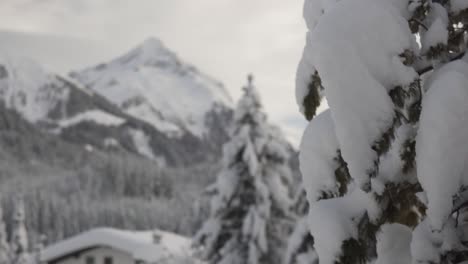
[11,195,29,264]
[261,125,296,264]
[285,191,317,264]
[194,75,294,264]
[0,197,10,264]
[295,0,468,263]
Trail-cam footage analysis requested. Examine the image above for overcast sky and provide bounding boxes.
[0,0,309,145]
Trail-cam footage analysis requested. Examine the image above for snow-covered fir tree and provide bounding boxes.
[194,75,295,264]
[285,217,317,264]
[0,197,10,264]
[261,124,296,264]
[11,195,29,264]
[285,190,317,264]
[295,0,468,263]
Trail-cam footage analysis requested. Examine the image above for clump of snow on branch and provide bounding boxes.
[421,18,448,53]
[295,38,318,116]
[299,0,418,190]
[307,188,379,264]
[374,224,412,264]
[420,3,449,55]
[416,63,468,232]
[424,59,468,90]
[285,218,318,264]
[371,124,416,195]
[411,218,466,263]
[299,110,340,201]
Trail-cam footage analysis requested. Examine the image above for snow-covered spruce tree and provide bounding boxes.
[0,198,10,264]
[194,75,295,264]
[262,124,296,264]
[285,217,317,264]
[11,196,29,264]
[295,0,468,263]
[285,190,318,264]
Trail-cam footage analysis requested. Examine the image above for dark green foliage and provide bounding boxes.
[337,214,380,264]
[370,119,397,159]
[399,49,417,66]
[364,60,421,192]
[293,232,317,264]
[366,57,421,192]
[401,139,416,174]
[338,239,366,264]
[315,151,351,201]
[376,183,424,227]
[303,72,323,121]
[426,43,448,61]
[389,87,406,110]
[408,0,430,33]
[442,250,468,264]
[334,150,351,197]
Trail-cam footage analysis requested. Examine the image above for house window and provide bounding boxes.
[104,256,113,264]
[85,256,95,264]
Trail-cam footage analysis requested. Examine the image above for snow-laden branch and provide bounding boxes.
[416,51,467,75]
[416,25,468,75]
[453,188,468,214]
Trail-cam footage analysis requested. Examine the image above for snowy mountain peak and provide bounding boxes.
[139,37,165,54]
[72,38,233,137]
[113,37,179,69]
[141,36,163,48]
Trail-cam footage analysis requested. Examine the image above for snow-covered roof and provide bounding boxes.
[41,228,194,263]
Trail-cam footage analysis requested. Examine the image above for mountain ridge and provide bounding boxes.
[71,37,233,138]
[0,37,234,166]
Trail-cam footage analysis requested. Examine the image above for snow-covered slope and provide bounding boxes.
[0,54,69,123]
[71,37,233,137]
[0,54,127,128]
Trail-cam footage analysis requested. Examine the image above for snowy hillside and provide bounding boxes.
[0,55,69,123]
[0,54,126,128]
[71,37,233,138]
